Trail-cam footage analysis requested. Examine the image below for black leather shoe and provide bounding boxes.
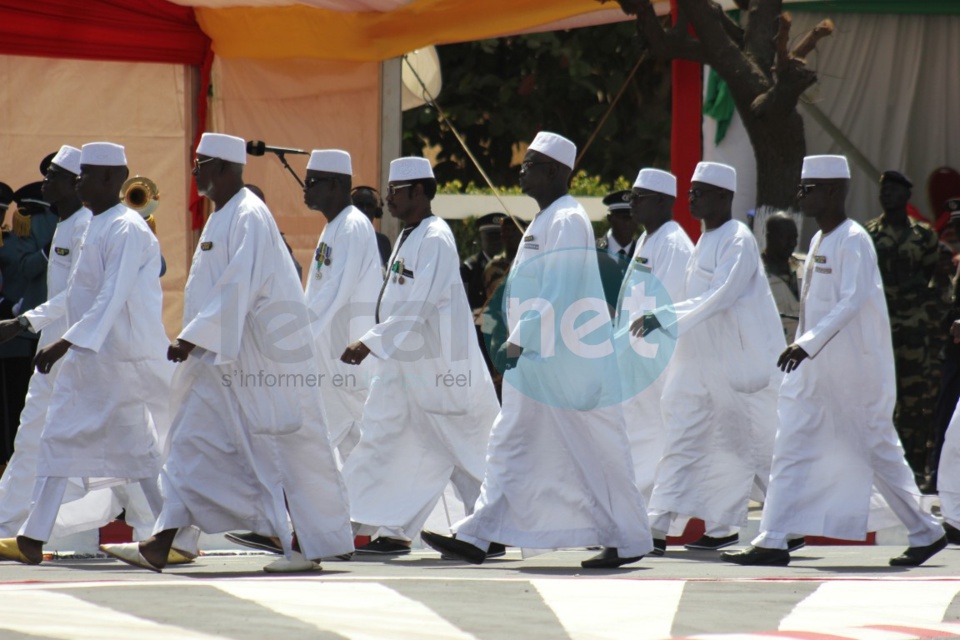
[441,539,506,560]
[580,547,642,569]
[354,537,412,555]
[225,531,283,554]
[945,523,960,546]
[889,535,947,567]
[649,538,666,557]
[787,537,806,552]
[721,546,790,566]
[685,534,739,550]
[421,530,486,564]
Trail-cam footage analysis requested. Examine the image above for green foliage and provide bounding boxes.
[403,23,672,190]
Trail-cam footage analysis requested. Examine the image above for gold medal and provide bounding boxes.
[398,275,405,284]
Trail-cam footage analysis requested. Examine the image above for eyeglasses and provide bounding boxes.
[388,183,413,196]
[192,156,218,173]
[624,192,658,203]
[689,187,724,199]
[304,175,337,189]
[520,161,553,172]
[797,183,819,198]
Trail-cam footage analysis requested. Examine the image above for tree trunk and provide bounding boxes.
[740,108,806,211]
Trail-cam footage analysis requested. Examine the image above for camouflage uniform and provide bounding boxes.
[866,214,939,476]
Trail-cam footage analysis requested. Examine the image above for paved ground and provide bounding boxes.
[2,545,960,639]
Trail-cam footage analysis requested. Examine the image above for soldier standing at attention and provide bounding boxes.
[865,171,939,480]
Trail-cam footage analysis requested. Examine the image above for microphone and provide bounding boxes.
[246,140,309,157]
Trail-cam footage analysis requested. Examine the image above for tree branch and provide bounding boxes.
[717,9,745,49]
[603,0,708,63]
[677,0,769,99]
[744,0,782,76]
[792,18,834,59]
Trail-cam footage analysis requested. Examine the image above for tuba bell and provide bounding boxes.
[121,176,159,234]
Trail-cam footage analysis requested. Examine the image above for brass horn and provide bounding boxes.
[120,176,160,218]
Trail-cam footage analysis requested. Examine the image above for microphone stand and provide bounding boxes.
[274,152,304,188]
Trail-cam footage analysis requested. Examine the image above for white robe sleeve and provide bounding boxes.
[794,236,869,358]
[62,221,148,352]
[660,231,757,336]
[506,212,592,353]
[360,229,454,360]
[179,211,263,364]
[23,288,68,331]
[653,235,691,304]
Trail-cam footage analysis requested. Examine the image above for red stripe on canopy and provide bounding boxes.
[0,0,209,64]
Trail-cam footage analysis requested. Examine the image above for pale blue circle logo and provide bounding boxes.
[481,247,677,410]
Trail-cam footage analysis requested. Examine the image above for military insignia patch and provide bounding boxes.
[201,241,213,251]
[814,255,827,264]
[54,247,70,256]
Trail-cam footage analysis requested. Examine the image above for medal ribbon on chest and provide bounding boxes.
[315,242,332,279]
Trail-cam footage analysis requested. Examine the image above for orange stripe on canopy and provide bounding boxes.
[195,0,651,61]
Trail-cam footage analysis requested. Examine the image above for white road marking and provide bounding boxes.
[0,589,230,640]
[214,579,476,640]
[532,578,686,640]
[780,581,960,631]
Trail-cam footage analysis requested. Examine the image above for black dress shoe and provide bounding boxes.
[889,535,947,567]
[721,546,790,566]
[787,537,806,552]
[354,537,412,555]
[421,531,486,564]
[649,538,666,557]
[945,523,960,546]
[441,539,506,560]
[580,547,642,569]
[685,533,739,550]
[225,531,283,554]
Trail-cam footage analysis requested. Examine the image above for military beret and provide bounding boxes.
[881,170,913,189]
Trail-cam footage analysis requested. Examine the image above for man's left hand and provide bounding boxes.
[777,344,809,373]
[168,339,196,363]
[340,341,371,365]
[631,313,661,338]
[34,338,71,374]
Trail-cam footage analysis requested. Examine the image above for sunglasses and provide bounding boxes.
[192,156,218,173]
[388,183,413,196]
[304,175,338,189]
[797,183,819,197]
[624,192,659,203]
[689,187,723,199]
[520,161,553,172]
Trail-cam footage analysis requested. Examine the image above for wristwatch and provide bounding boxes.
[17,315,31,331]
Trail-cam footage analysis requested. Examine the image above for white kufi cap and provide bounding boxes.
[633,168,676,197]
[528,131,576,170]
[197,132,247,165]
[51,145,82,175]
[389,157,434,182]
[691,161,736,193]
[801,155,850,179]
[307,149,352,175]
[80,142,127,167]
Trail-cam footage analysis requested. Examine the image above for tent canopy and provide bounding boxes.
[0,0,647,64]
